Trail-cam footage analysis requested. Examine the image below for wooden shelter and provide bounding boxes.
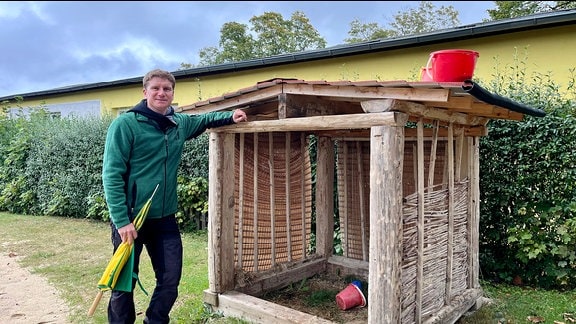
[179,78,544,324]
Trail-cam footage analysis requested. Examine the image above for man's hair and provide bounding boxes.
[143,69,176,89]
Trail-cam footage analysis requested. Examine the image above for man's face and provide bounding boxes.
[143,77,174,114]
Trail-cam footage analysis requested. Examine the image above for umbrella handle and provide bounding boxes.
[87,290,104,316]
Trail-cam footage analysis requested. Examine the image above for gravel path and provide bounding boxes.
[0,252,71,323]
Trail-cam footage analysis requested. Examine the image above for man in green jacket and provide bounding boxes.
[102,68,247,323]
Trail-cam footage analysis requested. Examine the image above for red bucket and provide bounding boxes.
[425,49,479,82]
[336,283,367,310]
[420,67,433,81]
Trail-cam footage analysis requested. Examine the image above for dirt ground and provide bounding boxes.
[0,251,71,324]
[261,273,368,324]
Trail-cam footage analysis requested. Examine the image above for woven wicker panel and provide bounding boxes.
[451,185,471,296]
[335,136,470,323]
[335,139,450,261]
[400,181,469,323]
[403,140,448,196]
[233,132,313,273]
[336,140,371,261]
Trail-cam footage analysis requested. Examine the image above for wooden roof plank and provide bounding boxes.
[179,85,283,114]
[282,83,451,102]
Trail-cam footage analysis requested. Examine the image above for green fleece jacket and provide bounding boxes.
[102,99,234,229]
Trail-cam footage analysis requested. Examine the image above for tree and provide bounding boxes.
[487,1,576,20]
[209,21,256,65]
[345,19,394,44]
[345,1,459,43]
[195,11,326,67]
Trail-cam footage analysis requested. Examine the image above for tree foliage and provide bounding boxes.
[345,1,459,43]
[487,1,576,20]
[389,1,459,36]
[345,19,394,44]
[195,11,326,67]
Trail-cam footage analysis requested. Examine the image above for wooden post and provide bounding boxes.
[300,133,307,258]
[285,132,292,261]
[427,120,439,190]
[368,112,407,324]
[253,133,259,272]
[416,118,424,322]
[356,141,368,261]
[445,123,455,303]
[208,132,236,293]
[269,132,277,268]
[315,136,334,257]
[237,133,245,269]
[468,136,480,289]
[342,143,349,257]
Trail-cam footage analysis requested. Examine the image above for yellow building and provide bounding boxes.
[1,9,575,117]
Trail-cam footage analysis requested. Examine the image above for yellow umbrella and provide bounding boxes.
[87,184,159,316]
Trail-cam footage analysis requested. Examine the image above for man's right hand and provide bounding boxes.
[118,223,137,244]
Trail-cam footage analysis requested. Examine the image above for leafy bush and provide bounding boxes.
[24,114,111,217]
[176,176,209,232]
[0,107,50,214]
[179,132,210,179]
[0,105,210,228]
[479,48,576,288]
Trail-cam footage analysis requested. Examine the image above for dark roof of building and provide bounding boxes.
[2,9,575,101]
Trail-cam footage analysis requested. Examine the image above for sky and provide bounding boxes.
[0,1,496,98]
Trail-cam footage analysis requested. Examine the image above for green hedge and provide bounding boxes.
[478,56,576,288]
[0,106,210,230]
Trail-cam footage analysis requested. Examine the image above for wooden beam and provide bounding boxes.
[214,290,335,324]
[425,96,525,121]
[236,258,327,296]
[209,112,405,133]
[326,255,369,280]
[360,98,397,112]
[362,99,489,126]
[314,125,486,139]
[423,288,483,324]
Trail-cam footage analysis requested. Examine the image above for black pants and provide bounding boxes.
[108,214,183,324]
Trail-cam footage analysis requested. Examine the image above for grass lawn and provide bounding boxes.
[1,212,576,323]
[0,213,213,324]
